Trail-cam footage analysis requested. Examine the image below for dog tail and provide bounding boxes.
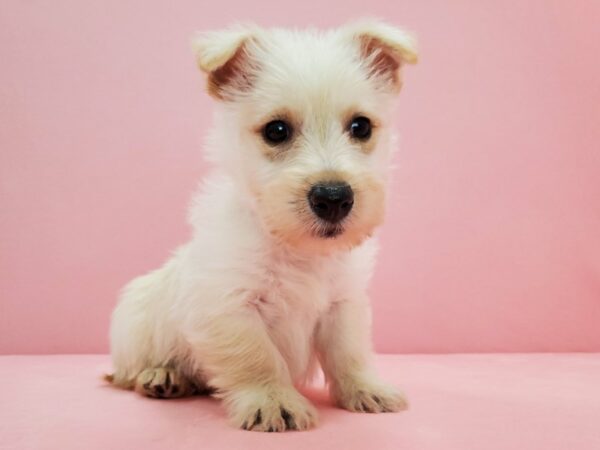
[101,372,135,390]
[103,373,115,383]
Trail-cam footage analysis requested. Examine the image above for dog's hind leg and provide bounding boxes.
[108,253,187,393]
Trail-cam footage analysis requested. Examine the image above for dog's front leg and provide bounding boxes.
[187,308,317,431]
[316,297,408,413]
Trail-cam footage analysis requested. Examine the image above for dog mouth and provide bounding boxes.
[313,223,345,239]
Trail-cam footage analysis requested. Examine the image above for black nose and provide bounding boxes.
[308,182,354,224]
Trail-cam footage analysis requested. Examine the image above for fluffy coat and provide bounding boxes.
[109,20,417,431]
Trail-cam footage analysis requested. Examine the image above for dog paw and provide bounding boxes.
[333,375,408,413]
[134,367,194,399]
[227,385,318,432]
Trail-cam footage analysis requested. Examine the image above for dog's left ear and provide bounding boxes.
[342,20,418,92]
[191,25,260,100]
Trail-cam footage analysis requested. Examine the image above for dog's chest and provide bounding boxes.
[253,257,337,380]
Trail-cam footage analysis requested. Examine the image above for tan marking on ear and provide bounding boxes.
[343,20,418,91]
[191,26,260,101]
[206,43,254,100]
[360,36,403,86]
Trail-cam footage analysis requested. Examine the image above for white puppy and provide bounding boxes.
[108,20,417,432]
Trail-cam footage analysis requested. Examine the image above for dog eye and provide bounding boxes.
[263,120,292,145]
[348,116,372,141]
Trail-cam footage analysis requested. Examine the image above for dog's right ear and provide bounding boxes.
[191,25,259,100]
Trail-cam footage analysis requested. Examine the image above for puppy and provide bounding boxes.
[108,20,418,432]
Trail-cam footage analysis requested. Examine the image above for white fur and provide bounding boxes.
[109,20,417,431]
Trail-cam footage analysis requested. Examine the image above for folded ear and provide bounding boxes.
[190,25,259,100]
[342,20,418,91]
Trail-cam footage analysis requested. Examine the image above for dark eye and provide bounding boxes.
[349,116,372,141]
[263,120,292,145]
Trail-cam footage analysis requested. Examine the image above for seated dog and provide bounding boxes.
[108,20,418,431]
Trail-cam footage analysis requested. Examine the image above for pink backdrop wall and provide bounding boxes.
[1,1,599,354]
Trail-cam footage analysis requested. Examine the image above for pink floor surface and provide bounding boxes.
[1,354,599,450]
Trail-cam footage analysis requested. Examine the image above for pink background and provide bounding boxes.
[1,1,599,355]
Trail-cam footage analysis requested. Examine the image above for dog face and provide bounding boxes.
[193,21,417,253]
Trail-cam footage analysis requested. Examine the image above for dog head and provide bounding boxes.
[192,21,417,253]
